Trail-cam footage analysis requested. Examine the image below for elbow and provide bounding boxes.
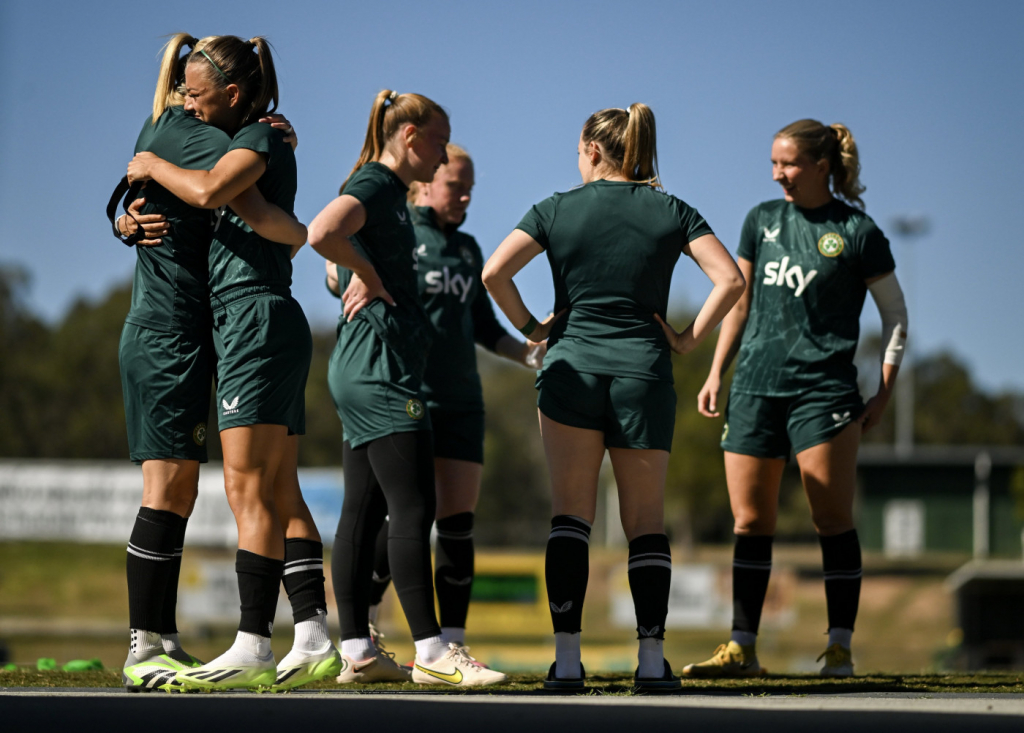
[307,219,327,252]
[726,272,746,303]
[194,186,221,209]
[480,262,500,292]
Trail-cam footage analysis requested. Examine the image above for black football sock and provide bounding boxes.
[435,512,475,632]
[236,550,284,639]
[820,529,861,638]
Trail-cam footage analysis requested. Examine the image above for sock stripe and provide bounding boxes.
[733,560,773,570]
[285,557,323,566]
[283,562,324,576]
[435,529,473,540]
[549,528,591,543]
[823,569,863,579]
[628,558,673,571]
[631,552,672,562]
[127,544,175,562]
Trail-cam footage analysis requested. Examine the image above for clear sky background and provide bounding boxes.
[1,0,1021,392]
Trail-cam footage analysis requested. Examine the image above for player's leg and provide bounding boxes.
[795,418,862,677]
[367,519,392,633]
[608,447,677,686]
[433,457,482,648]
[177,424,288,689]
[119,325,207,690]
[684,393,788,678]
[332,440,408,683]
[271,435,341,690]
[539,412,604,684]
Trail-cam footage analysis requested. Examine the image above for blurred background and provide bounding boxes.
[1,0,1023,674]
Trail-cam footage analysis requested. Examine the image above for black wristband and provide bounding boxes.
[518,315,538,338]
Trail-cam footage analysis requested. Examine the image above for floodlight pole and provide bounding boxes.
[890,215,929,458]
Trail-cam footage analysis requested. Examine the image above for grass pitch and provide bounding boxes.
[1,669,1023,694]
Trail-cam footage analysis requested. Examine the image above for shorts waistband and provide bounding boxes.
[211,284,291,310]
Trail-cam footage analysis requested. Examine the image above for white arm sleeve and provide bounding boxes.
[868,273,908,366]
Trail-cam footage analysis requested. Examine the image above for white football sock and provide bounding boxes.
[341,636,374,662]
[440,627,466,647]
[414,635,448,665]
[161,632,182,654]
[129,629,164,661]
[204,630,272,666]
[554,631,581,679]
[292,612,331,654]
[730,630,758,648]
[828,628,853,649]
[637,637,663,679]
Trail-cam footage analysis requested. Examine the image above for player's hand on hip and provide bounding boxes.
[342,270,394,322]
[528,310,565,344]
[654,313,696,355]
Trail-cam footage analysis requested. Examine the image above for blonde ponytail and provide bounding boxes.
[775,119,866,209]
[341,90,448,194]
[185,35,279,128]
[829,123,865,209]
[152,32,197,122]
[581,104,661,187]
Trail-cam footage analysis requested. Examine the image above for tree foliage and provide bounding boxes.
[1,267,1021,544]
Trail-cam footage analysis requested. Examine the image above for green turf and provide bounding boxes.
[1,669,1022,694]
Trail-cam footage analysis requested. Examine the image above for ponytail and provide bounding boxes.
[829,123,865,209]
[775,119,866,209]
[185,35,279,127]
[152,32,197,122]
[581,104,661,188]
[341,90,448,194]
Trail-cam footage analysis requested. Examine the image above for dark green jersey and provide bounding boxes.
[412,205,510,411]
[731,199,895,397]
[126,106,230,332]
[337,163,432,374]
[208,122,297,299]
[516,180,713,382]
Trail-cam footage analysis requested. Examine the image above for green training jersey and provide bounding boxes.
[516,180,713,382]
[126,106,230,332]
[337,163,432,375]
[412,205,510,411]
[208,122,297,299]
[731,199,896,397]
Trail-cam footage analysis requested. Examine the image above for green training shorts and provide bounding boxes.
[536,367,676,451]
[119,322,212,464]
[429,408,485,464]
[212,292,311,435]
[720,387,865,459]
[328,316,432,449]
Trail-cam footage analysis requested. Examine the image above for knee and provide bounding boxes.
[733,508,776,536]
[811,514,855,537]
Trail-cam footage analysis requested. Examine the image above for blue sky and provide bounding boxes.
[1,0,1022,391]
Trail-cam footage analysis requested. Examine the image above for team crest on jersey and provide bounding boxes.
[817,232,844,257]
[193,423,207,446]
[459,246,475,266]
[405,399,425,420]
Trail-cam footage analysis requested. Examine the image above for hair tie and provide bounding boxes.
[626,104,633,115]
[388,90,399,102]
[247,38,258,49]
[199,49,231,83]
